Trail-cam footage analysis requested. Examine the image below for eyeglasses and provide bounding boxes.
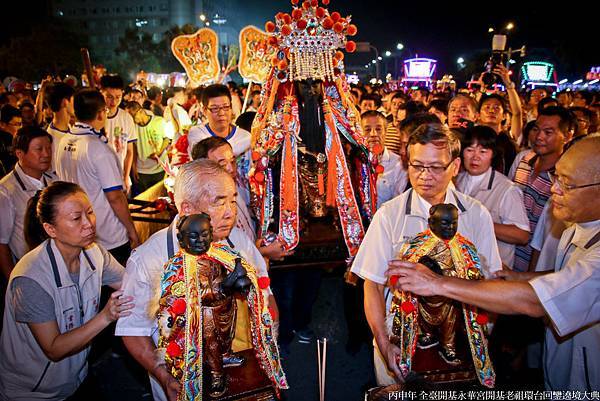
[207,105,232,114]
[549,172,600,193]
[409,159,455,175]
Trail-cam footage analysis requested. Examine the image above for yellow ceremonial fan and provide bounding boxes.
[171,28,220,87]
[238,25,278,84]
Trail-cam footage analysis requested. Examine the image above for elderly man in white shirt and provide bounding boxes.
[360,110,407,208]
[351,123,502,385]
[388,135,600,391]
[0,127,56,277]
[116,159,274,401]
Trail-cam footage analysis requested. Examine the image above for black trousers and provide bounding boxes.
[270,268,322,344]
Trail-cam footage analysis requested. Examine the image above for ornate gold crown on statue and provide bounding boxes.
[264,0,357,82]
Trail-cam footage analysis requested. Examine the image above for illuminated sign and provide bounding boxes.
[521,61,554,82]
[403,58,437,79]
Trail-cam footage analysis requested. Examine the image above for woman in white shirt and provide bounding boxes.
[0,181,133,400]
[456,126,530,269]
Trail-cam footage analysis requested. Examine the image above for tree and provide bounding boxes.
[158,24,198,73]
[112,28,163,75]
[0,19,88,81]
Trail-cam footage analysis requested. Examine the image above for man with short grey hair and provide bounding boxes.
[116,159,273,401]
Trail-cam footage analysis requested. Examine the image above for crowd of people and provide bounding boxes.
[0,64,598,400]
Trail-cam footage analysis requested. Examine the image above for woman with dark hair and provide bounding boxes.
[0,181,132,400]
[456,126,530,269]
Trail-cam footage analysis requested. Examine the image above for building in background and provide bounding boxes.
[50,0,243,71]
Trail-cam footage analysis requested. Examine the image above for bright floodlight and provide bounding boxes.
[396,43,404,50]
[457,57,465,64]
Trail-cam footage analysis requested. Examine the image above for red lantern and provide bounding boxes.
[265,21,276,33]
[297,19,308,30]
[333,22,344,33]
[346,24,357,36]
[254,171,265,183]
[268,36,278,46]
[258,277,271,289]
[401,301,416,314]
[302,0,311,9]
[166,341,183,358]
[334,51,344,61]
[310,0,318,6]
[281,25,292,36]
[292,8,303,20]
[291,0,299,4]
[330,11,341,21]
[316,7,326,18]
[322,0,330,4]
[322,17,334,30]
[282,13,292,24]
[345,40,356,53]
[171,298,186,315]
[476,313,489,326]
[278,59,289,70]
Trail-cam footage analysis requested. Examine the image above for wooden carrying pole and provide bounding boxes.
[81,48,96,89]
[317,338,327,401]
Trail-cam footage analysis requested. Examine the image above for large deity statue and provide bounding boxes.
[156,214,288,400]
[390,204,496,388]
[249,0,379,259]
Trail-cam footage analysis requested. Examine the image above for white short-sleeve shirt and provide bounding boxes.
[530,202,570,272]
[376,148,408,209]
[456,168,530,268]
[105,108,137,169]
[46,123,70,174]
[115,219,269,401]
[0,164,56,260]
[529,220,600,390]
[55,123,128,250]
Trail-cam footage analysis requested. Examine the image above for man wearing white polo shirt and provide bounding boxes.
[100,75,137,193]
[116,159,274,401]
[388,136,600,390]
[0,127,56,277]
[187,84,252,182]
[55,89,139,264]
[350,123,502,385]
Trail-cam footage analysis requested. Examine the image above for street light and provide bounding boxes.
[377,56,382,61]
[396,43,404,50]
[488,27,494,33]
[506,22,514,30]
[457,57,465,64]
[385,50,392,57]
[371,59,377,64]
[199,14,206,21]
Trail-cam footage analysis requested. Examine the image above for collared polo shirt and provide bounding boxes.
[457,168,530,268]
[529,220,600,390]
[0,163,56,260]
[55,122,128,250]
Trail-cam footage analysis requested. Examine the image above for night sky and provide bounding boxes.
[4,0,597,79]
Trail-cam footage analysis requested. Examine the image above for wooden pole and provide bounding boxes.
[241,81,253,114]
[81,48,96,89]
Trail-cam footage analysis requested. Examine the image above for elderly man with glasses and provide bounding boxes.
[351,123,502,385]
[387,135,600,391]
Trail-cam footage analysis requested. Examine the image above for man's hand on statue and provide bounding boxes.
[386,260,442,297]
[382,341,406,383]
[493,269,528,282]
[260,240,294,261]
